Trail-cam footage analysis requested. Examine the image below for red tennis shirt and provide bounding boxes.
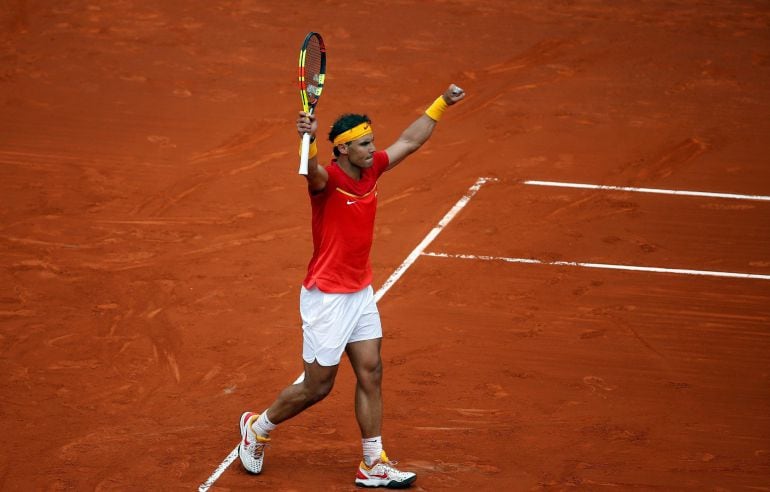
[303,150,390,293]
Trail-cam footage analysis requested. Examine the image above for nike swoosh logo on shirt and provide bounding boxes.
[346,200,357,205]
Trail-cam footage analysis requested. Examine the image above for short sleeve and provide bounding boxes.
[309,160,341,198]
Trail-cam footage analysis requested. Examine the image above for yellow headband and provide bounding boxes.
[332,122,373,146]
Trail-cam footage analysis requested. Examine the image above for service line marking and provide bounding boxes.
[375,177,498,302]
[524,180,770,202]
[198,177,497,492]
[421,252,770,281]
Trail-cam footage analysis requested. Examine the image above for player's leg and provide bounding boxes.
[240,285,349,474]
[264,358,339,424]
[347,293,417,488]
[239,359,338,474]
[259,284,350,427]
[346,338,383,440]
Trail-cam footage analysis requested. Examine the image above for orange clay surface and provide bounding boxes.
[2,1,770,490]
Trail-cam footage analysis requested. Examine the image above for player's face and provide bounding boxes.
[345,134,376,168]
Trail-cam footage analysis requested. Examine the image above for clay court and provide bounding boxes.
[2,1,769,490]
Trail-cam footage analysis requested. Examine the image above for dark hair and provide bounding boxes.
[328,113,371,157]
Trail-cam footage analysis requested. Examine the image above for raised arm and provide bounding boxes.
[384,84,465,170]
[296,111,328,192]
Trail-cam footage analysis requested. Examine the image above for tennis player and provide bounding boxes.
[239,84,465,488]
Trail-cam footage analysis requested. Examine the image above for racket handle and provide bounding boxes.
[298,132,311,175]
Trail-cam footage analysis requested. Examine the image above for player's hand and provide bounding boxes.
[297,111,318,139]
[442,84,465,105]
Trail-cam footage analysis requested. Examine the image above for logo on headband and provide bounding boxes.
[333,122,373,145]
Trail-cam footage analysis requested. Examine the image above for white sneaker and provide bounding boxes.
[238,412,270,474]
[355,450,417,488]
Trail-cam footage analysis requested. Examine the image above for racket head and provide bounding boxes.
[298,32,326,114]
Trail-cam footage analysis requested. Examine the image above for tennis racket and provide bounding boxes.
[297,31,326,175]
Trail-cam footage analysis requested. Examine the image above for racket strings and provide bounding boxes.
[303,39,323,104]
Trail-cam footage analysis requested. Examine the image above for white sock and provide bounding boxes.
[362,436,383,466]
[252,410,276,438]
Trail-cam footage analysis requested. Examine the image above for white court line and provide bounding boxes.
[524,180,770,202]
[375,177,498,302]
[421,252,770,281]
[198,372,308,491]
[198,177,497,492]
[199,447,239,491]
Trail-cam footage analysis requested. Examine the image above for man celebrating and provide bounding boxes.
[239,84,465,488]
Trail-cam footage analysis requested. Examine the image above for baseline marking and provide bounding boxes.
[421,252,770,281]
[198,176,497,492]
[524,180,770,202]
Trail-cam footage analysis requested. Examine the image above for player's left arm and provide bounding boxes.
[384,84,465,171]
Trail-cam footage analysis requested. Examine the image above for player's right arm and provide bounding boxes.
[297,111,328,192]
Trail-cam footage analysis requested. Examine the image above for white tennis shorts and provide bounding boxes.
[300,285,382,366]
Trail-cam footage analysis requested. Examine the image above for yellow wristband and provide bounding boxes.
[299,138,318,159]
[424,96,448,121]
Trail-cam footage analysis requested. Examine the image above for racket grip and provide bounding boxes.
[298,133,311,175]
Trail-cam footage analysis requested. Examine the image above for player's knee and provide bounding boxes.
[371,360,383,383]
[359,359,382,388]
[306,379,334,404]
